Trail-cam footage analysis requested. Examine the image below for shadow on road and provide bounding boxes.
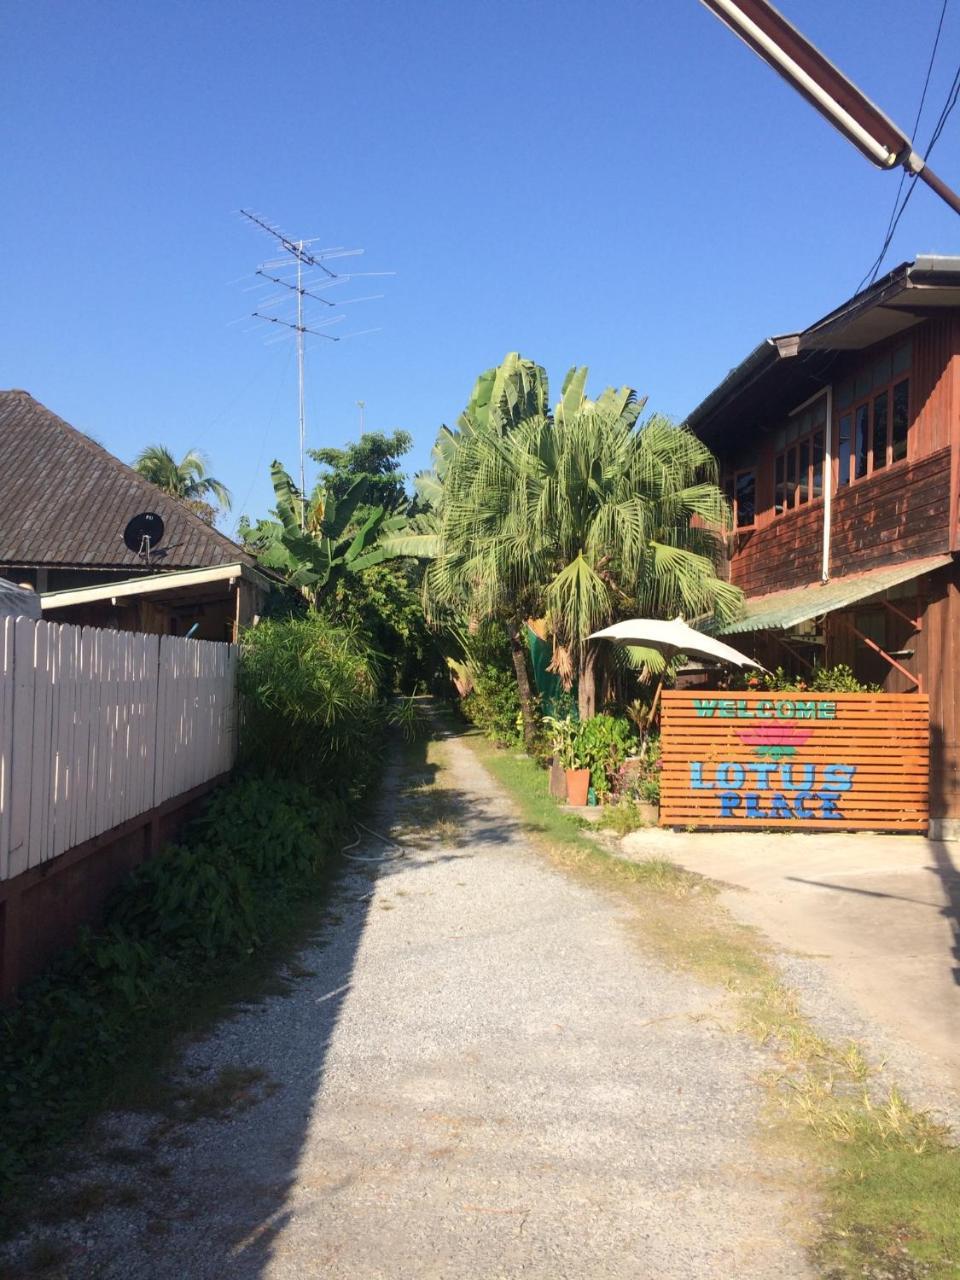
[2,725,471,1279]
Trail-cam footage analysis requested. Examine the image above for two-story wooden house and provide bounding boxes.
[686,256,960,836]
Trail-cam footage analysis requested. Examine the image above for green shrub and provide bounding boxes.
[238,613,381,790]
[737,664,882,694]
[0,776,351,1195]
[576,714,639,798]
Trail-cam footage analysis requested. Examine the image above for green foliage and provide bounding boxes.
[310,429,412,512]
[576,714,639,798]
[133,444,232,513]
[736,663,882,694]
[446,622,527,747]
[241,462,407,605]
[0,776,350,1193]
[597,800,657,835]
[424,363,741,709]
[322,561,444,694]
[461,666,524,747]
[545,714,639,795]
[237,613,381,789]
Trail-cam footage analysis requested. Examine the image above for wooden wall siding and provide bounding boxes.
[0,618,237,882]
[659,690,929,831]
[731,447,951,595]
[836,563,960,818]
[828,447,951,572]
[910,314,958,457]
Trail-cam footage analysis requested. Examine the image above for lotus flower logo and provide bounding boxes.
[736,724,813,761]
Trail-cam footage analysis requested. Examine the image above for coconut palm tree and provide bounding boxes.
[426,406,741,722]
[133,445,232,517]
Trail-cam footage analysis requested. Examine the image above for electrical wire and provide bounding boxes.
[856,0,953,294]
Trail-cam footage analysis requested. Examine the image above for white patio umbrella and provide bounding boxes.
[589,616,763,670]
[589,616,764,729]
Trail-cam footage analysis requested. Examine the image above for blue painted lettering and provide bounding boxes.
[818,792,844,820]
[817,701,837,720]
[690,763,713,790]
[792,791,814,818]
[716,762,746,788]
[745,762,777,789]
[822,764,856,792]
[745,793,764,819]
[719,792,741,817]
[771,793,794,819]
[781,763,814,790]
[693,699,718,717]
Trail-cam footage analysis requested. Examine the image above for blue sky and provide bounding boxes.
[2,0,959,535]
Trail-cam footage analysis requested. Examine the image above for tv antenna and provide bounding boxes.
[123,512,166,563]
[240,209,392,529]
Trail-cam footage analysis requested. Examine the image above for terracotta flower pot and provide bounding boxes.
[565,767,591,807]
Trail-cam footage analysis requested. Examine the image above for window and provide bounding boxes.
[726,468,756,529]
[774,391,828,515]
[834,340,911,486]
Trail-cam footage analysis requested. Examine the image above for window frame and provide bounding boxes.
[835,375,910,489]
[773,410,826,519]
[727,466,757,531]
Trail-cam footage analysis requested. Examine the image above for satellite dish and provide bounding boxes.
[123,512,165,558]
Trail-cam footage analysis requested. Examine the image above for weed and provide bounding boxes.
[168,1066,276,1122]
[596,802,655,836]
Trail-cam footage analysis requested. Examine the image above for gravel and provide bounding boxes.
[2,732,814,1279]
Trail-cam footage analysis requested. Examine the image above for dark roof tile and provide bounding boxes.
[0,391,254,571]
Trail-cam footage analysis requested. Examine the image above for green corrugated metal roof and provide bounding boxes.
[719,555,953,635]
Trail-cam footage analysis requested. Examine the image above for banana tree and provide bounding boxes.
[242,461,403,604]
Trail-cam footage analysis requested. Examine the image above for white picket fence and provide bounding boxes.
[0,617,238,882]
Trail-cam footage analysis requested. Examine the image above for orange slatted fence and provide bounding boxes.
[659,691,929,832]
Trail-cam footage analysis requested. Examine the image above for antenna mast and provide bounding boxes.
[240,209,391,531]
[296,246,306,512]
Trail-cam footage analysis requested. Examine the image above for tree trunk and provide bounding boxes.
[507,620,538,749]
[577,644,598,720]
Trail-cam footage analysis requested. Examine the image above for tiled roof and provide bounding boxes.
[0,391,254,571]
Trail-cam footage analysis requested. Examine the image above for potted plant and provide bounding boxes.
[543,715,591,806]
[577,714,640,805]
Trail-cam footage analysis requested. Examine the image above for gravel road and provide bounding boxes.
[4,729,814,1279]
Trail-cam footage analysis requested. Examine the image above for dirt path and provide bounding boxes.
[4,729,814,1279]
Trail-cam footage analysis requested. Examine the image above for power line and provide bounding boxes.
[858,3,957,292]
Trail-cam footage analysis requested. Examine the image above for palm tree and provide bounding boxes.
[133,446,232,516]
[426,405,741,722]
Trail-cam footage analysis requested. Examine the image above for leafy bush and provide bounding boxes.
[0,777,351,1193]
[612,735,661,806]
[597,800,657,835]
[452,623,527,747]
[544,714,639,798]
[575,715,639,798]
[238,613,381,790]
[323,561,445,694]
[737,664,882,694]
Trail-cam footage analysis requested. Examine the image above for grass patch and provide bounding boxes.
[464,725,960,1279]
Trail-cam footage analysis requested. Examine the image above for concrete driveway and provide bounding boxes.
[621,826,960,1109]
